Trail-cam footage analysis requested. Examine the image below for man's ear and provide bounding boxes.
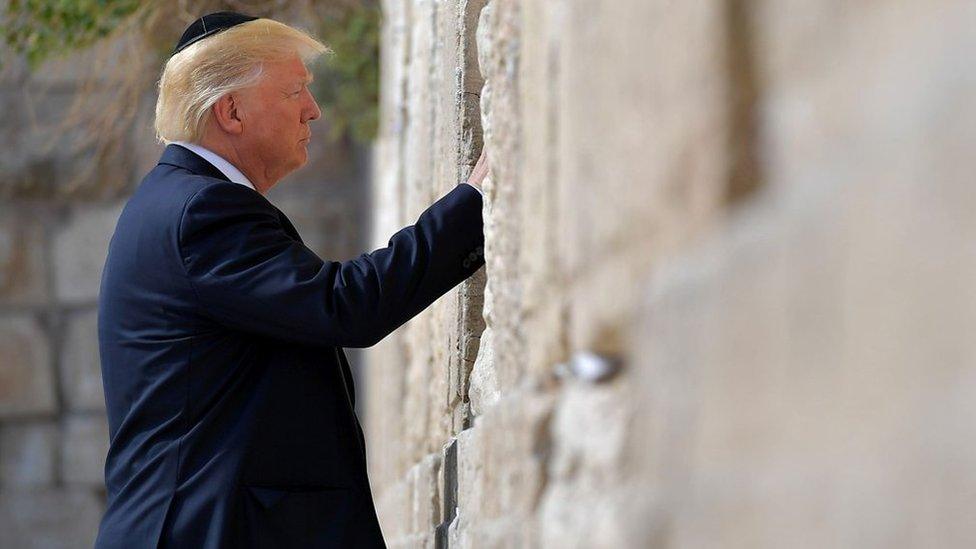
[211,93,244,136]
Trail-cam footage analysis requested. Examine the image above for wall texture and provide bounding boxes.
[366,1,976,547]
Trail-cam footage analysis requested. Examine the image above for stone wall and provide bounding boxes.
[366,0,976,547]
[0,43,131,546]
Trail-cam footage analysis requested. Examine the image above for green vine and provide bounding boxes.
[314,4,380,143]
[1,0,380,144]
[3,0,144,68]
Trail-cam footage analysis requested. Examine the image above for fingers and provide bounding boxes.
[473,148,489,177]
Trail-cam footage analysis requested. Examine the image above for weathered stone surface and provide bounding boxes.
[368,0,492,492]
[431,0,462,199]
[556,0,729,355]
[0,316,56,418]
[372,0,411,248]
[614,3,976,546]
[476,0,525,396]
[375,464,412,541]
[0,205,49,306]
[53,202,125,304]
[411,452,443,532]
[375,449,443,545]
[0,488,104,548]
[538,378,640,548]
[450,389,554,547]
[467,326,497,416]
[516,0,571,380]
[403,0,437,219]
[62,414,110,486]
[370,0,976,546]
[449,269,486,432]
[60,309,105,411]
[0,421,58,487]
[365,327,414,490]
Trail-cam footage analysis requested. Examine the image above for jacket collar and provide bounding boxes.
[158,143,231,182]
[157,143,305,244]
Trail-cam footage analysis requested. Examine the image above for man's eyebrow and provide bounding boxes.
[282,74,312,92]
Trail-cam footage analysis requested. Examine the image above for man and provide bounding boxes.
[95,12,488,548]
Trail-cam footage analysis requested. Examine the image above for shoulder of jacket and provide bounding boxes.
[182,176,269,210]
[177,177,278,240]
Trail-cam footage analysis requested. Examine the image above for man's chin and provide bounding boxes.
[292,152,309,173]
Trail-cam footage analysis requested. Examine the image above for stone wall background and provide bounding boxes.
[0,33,371,548]
[366,1,976,547]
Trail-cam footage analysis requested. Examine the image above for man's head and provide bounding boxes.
[155,14,330,193]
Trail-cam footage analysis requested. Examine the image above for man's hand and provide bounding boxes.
[465,148,489,192]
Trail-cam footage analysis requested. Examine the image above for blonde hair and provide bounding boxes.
[154,18,330,143]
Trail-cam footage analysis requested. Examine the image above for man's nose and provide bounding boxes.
[303,88,321,123]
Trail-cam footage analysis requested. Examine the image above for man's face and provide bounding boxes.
[236,55,321,185]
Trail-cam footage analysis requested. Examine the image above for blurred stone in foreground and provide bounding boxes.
[366,1,976,547]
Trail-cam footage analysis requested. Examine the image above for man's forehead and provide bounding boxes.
[263,56,313,83]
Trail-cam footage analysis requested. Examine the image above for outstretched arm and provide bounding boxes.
[179,181,485,348]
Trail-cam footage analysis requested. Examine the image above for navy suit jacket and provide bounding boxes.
[94,144,485,548]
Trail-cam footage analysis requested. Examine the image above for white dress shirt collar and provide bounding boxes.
[171,141,256,191]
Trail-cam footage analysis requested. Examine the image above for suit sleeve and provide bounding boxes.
[178,182,485,347]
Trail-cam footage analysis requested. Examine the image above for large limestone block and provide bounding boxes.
[556,0,729,353]
[630,193,976,546]
[410,452,443,533]
[0,421,58,487]
[458,0,488,172]
[431,0,462,198]
[364,330,411,487]
[538,379,639,548]
[53,202,124,304]
[516,0,571,378]
[375,470,412,541]
[467,326,497,416]
[60,309,105,411]
[401,307,436,463]
[0,316,56,418]
[374,449,443,544]
[450,388,555,546]
[0,87,84,194]
[425,264,462,447]
[403,0,437,218]
[475,0,526,398]
[386,533,435,549]
[0,488,104,548]
[557,0,729,268]
[619,1,976,539]
[0,205,49,306]
[62,414,110,486]
[449,268,486,433]
[371,0,411,248]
